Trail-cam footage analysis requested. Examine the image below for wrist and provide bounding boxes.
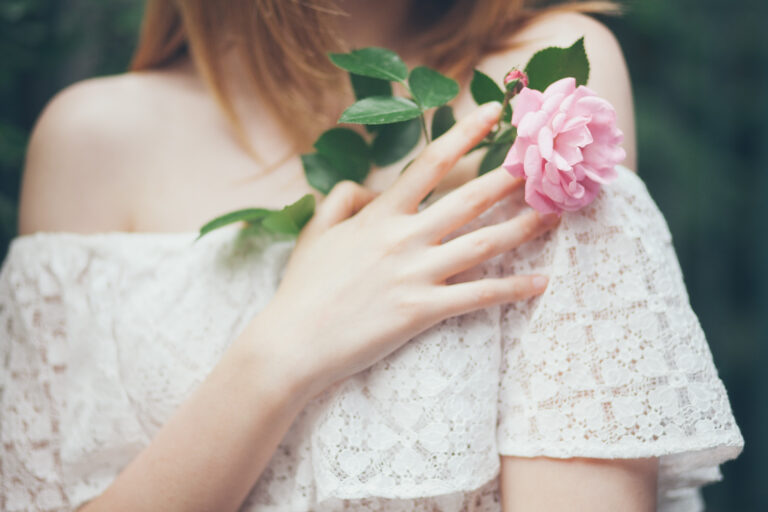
[230,310,325,407]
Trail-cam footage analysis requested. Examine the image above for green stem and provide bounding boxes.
[403,82,431,145]
[496,91,513,136]
[419,114,430,144]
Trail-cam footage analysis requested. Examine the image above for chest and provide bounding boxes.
[127,83,484,233]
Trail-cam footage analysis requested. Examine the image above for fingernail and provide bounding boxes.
[480,101,502,122]
[532,276,549,291]
[541,213,561,226]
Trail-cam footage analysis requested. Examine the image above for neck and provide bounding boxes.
[335,0,416,59]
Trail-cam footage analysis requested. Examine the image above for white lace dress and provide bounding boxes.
[0,164,743,511]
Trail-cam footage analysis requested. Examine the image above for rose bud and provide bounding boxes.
[503,68,529,94]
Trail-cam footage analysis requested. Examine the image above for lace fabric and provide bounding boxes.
[0,164,743,511]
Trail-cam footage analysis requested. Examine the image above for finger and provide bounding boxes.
[304,180,378,236]
[423,209,560,282]
[429,274,549,320]
[377,101,503,213]
[415,166,525,243]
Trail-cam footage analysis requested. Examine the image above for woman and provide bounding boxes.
[1,1,742,511]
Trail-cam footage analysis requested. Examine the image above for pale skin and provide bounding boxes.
[18,2,654,511]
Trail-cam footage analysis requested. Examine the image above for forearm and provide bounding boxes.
[79,314,317,512]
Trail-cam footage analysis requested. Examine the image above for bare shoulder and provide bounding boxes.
[473,10,637,170]
[18,70,192,235]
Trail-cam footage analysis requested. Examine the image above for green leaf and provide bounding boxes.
[302,128,370,194]
[196,207,272,241]
[408,66,459,109]
[431,105,456,140]
[313,127,370,182]
[350,73,392,99]
[349,73,393,133]
[339,96,422,125]
[495,126,517,144]
[470,69,504,105]
[371,118,421,166]
[478,142,513,176]
[301,153,347,195]
[329,47,408,82]
[469,70,512,121]
[524,36,590,91]
[198,194,316,240]
[261,193,316,235]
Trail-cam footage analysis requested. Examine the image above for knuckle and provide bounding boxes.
[506,278,528,299]
[461,186,489,216]
[512,213,538,241]
[331,179,360,197]
[325,180,371,216]
[520,217,538,239]
[470,235,496,260]
[473,285,498,306]
[459,115,482,138]
[381,229,411,256]
[419,145,444,168]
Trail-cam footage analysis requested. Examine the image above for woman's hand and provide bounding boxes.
[257,101,560,398]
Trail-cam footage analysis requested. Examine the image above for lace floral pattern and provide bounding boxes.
[0,165,742,511]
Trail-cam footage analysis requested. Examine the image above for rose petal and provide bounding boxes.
[523,144,543,178]
[554,144,583,167]
[583,143,626,167]
[561,115,591,133]
[518,111,548,138]
[585,163,619,184]
[557,124,593,148]
[552,150,572,171]
[511,88,544,126]
[574,96,616,124]
[567,179,586,199]
[538,126,554,160]
[541,92,566,117]
[543,77,576,97]
[525,177,560,214]
[589,122,624,146]
[502,141,525,177]
[544,160,561,184]
[542,162,568,202]
[558,93,577,116]
[551,112,567,134]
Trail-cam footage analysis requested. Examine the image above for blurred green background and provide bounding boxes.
[0,0,765,510]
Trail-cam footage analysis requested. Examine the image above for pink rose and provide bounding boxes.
[502,77,626,214]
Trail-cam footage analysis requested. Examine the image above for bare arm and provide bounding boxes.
[78,317,317,512]
[499,456,658,511]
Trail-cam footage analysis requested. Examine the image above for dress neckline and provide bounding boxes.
[12,228,204,242]
[6,222,288,252]
[8,164,638,245]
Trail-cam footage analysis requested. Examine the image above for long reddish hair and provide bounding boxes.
[131,1,620,162]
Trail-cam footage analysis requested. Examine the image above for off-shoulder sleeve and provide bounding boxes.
[0,234,183,511]
[494,165,743,511]
[0,229,294,511]
[0,237,85,510]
